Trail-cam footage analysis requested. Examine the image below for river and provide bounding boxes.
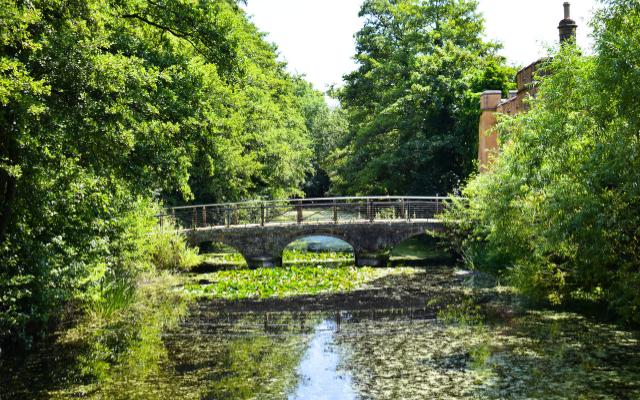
[1,246,640,399]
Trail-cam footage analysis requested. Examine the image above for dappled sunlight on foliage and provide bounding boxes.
[442,0,640,324]
[0,0,316,347]
[329,0,516,195]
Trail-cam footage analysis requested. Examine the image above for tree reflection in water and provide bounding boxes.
[1,267,640,399]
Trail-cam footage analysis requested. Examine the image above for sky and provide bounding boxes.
[244,0,599,93]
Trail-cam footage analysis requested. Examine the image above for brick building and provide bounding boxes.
[478,2,578,170]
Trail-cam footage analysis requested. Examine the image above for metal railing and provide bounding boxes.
[158,196,455,230]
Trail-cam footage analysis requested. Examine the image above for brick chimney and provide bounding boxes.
[558,2,578,43]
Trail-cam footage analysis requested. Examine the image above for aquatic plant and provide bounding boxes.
[87,275,137,320]
[283,249,354,264]
[182,265,390,300]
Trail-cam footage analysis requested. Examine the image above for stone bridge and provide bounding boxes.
[160,196,452,268]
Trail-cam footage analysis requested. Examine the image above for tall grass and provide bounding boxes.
[88,275,137,320]
[86,216,200,321]
[150,223,201,272]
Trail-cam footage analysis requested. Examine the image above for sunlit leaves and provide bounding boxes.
[452,1,640,323]
[0,0,315,345]
[332,0,515,195]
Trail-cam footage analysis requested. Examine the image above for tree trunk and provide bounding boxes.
[0,122,18,244]
[0,174,16,243]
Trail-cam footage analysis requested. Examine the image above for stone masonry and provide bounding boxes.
[185,220,444,268]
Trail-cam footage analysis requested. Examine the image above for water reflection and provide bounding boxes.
[288,320,355,400]
[157,306,442,400]
[2,267,640,399]
[163,310,312,400]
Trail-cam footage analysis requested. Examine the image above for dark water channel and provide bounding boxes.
[2,266,640,399]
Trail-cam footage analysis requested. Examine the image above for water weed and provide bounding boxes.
[182,265,391,300]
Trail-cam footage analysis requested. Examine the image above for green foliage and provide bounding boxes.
[88,275,137,321]
[201,249,354,268]
[283,249,354,264]
[150,225,200,272]
[329,0,516,195]
[202,251,248,266]
[0,0,316,347]
[292,78,349,197]
[182,265,389,300]
[449,0,640,323]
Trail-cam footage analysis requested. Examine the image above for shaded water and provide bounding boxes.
[2,266,640,399]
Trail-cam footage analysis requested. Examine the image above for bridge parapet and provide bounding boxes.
[159,196,454,230]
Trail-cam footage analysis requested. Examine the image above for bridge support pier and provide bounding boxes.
[355,251,390,268]
[245,255,282,269]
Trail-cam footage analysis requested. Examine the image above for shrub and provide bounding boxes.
[149,222,200,272]
[451,1,640,324]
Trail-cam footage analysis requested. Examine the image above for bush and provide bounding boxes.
[451,1,640,324]
[150,222,200,272]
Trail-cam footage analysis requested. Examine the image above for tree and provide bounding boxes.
[0,0,314,346]
[292,78,349,197]
[448,0,640,323]
[330,0,515,195]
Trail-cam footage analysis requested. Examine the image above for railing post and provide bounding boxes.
[163,196,452,230]
[232,205,238,225]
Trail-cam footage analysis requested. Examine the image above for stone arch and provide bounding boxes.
[185,220,444,268]
[390,230,435,258]
[387,229,433,250]
[185,230,279,268]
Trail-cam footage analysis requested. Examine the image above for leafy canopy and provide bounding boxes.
[446,0,640,323]
[0,0,315,345]
[329,0,515,195]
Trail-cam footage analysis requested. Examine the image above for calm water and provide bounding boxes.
[2,266,640,399]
